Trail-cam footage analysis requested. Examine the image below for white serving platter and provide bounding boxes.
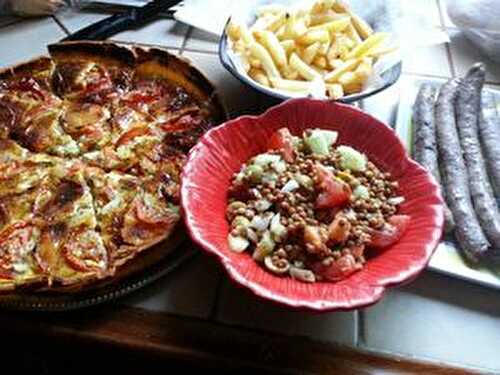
[395,75,500,290]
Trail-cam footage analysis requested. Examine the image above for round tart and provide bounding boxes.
[0,41,225,292]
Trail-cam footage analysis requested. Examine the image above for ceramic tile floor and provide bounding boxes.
[360,271,500,372]
[113,18,189,48]
[53,8,107,33]
[124,253,222,318]
[1,1,500,371]
[184,27,219,53]
[182,50,262,117]
[215,279,357,345]
[0,17,66,68]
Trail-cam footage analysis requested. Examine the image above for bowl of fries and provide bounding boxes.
[219,0,401,103]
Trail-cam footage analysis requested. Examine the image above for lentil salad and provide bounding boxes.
[226,127,409,283]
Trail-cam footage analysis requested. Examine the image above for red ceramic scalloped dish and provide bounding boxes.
[181,98,444,311]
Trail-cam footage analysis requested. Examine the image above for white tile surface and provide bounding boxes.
[486,83,500,91]
[182,51,261,118]
[417,0,442,27]
[215,279,356,345]
[360,271,500,372]
[438,0,455,27]
[360,78,401,126]
[112,18,188,48]
[0,17,65,68]
[401,42,452,78]
[448,28,500,83]
[184,28,219,53]
[54,8,107,33]
[123,254,221,318]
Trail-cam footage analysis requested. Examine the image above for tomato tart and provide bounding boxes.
[0,42,225,292]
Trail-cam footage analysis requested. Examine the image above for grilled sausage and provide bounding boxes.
[456,63,500,254]
[435,77,490,261]
[479,90,500,198]
[413,83,455,233]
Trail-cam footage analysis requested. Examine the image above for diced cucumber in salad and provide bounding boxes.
[304,129,339,155]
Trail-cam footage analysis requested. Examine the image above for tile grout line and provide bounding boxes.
[182,47,218,55]
[179,26,193,55]
[436,0,456,77]
[444,42,456,78]
[66,36,218,56]
[356,310,366,347]
[436,0,446,28]
[51,15,70,36]
[353,310,359,346]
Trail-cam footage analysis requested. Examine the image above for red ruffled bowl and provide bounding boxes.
[181,98,444,311]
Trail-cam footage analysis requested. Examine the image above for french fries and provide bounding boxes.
[249,68,270,86]
[297,29,330,45]
[308,16,351,33]
[270,77,313,92]
[256,4,287,17]
[345,23,362,45]
[345,32,388,59]
[290,53,321,81]
[302,42,321,64]
[280,40,296,56]
[226,0,396,99]
[254,30,287,68]
[248,42,281,78]
[326,83,344,99]
[313,56,327,69]
[332,0,374,39]
[355,57,373,80]
[324,58,360,82]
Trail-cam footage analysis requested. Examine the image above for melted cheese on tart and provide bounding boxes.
[64,102,111,131]
[115,135,157,161]
[38,166,97,230]
[63,229,108,273]
[120,192,180,247]
[74,62,98,88]
[63,101,112,151]
[88,170,138,220]
[37,225,107,283]
[0,223,40,279]
[0,162,51,196]
[0,139,28,163]
[110,106,152,144]
[81,147,127,170]
[56,61,98,95]
[16,107,80,157]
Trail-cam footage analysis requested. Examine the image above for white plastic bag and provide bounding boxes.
[446,0,500,63]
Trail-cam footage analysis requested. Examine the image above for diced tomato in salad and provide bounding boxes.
[368,215,410,249]
[268,128,296,162]
[311,253,360,281]
[315,164,351,209]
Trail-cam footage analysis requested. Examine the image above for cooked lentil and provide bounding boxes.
[226,128,409,282]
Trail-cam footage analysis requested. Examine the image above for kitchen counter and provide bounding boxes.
[1,1,499,373]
